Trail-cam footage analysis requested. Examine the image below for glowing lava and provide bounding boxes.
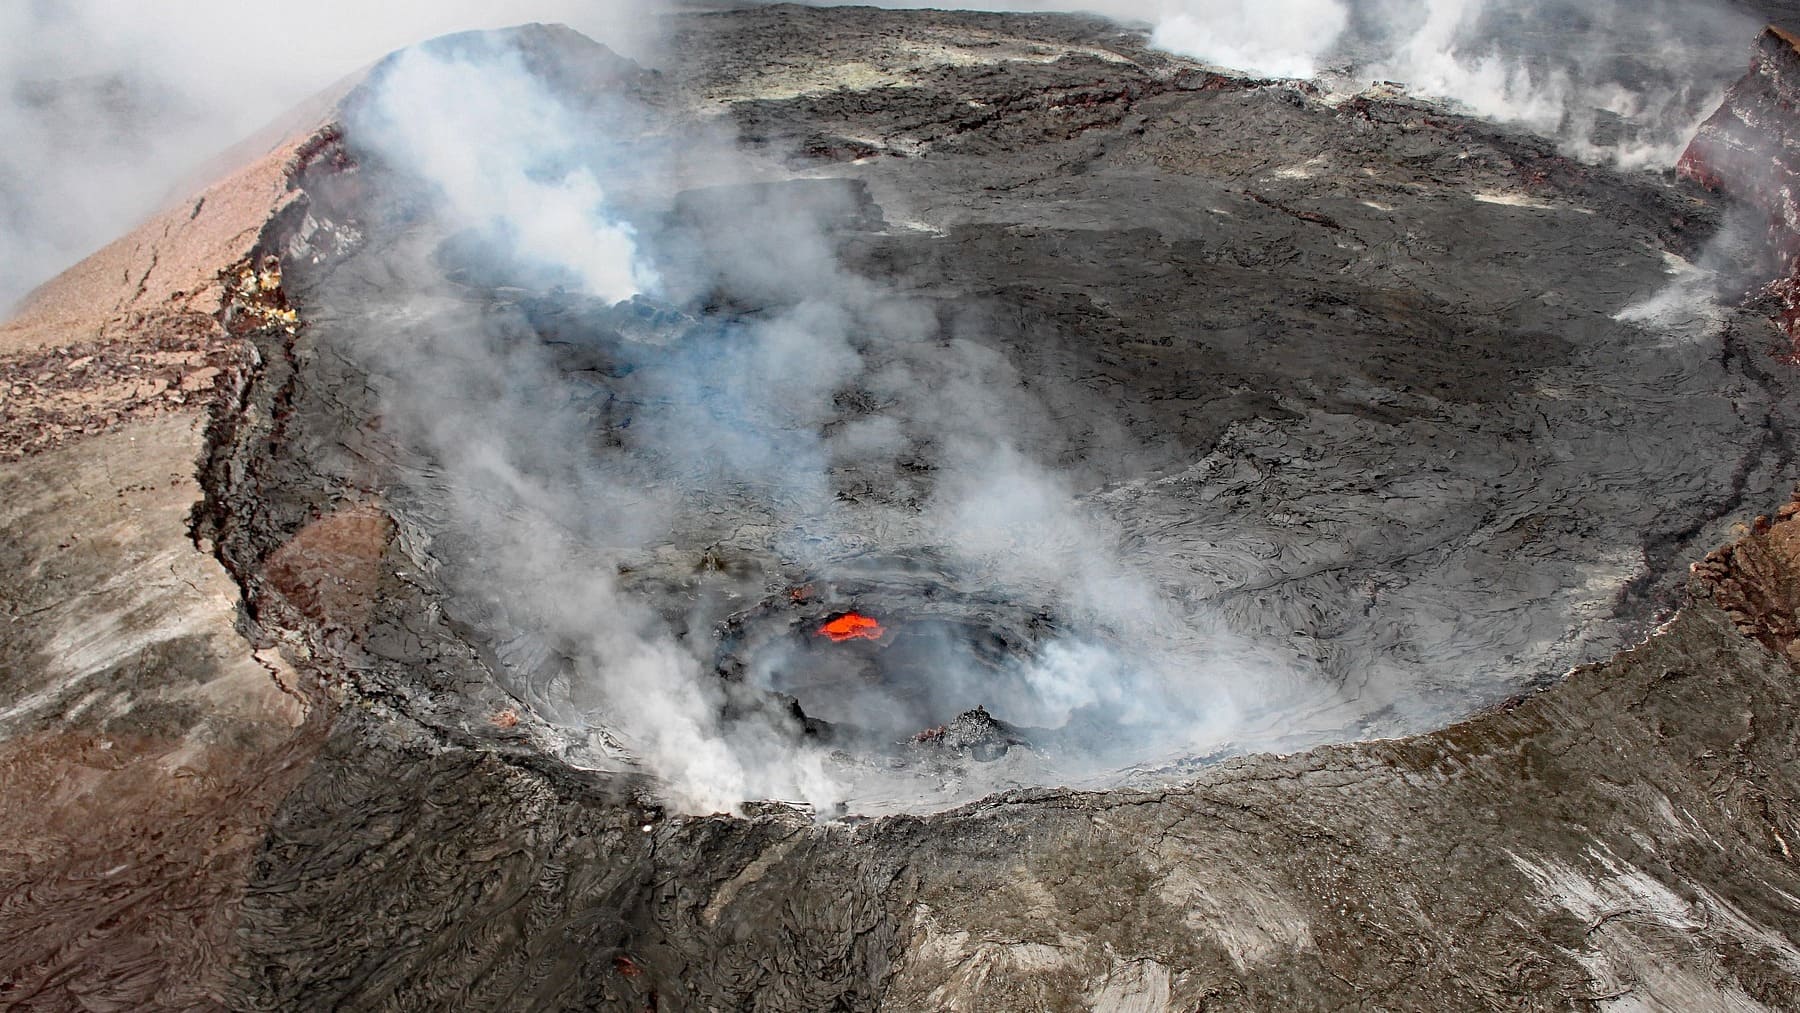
[818,612,885,642]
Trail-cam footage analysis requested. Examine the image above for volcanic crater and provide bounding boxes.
[11,4,1800,1009]
[226,12,1800,815]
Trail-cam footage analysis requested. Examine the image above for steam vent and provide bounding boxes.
[13,4,1800,1009]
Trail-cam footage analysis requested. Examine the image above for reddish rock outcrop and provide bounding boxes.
[1680,27,1800,344]
[1689,489,1800,660]
[262,503,395,632]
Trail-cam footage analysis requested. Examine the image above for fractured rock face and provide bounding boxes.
[1679,27,1800,196]
[1680,26,1800,341]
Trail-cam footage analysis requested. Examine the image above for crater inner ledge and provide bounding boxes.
[226,16,1800,815]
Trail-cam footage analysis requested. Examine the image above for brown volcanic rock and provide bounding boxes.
[0,80,343,1013]
[0,120,332,461]
[1,140,298,356]
[1678,28,1800,194]
[0,414,320,1010]
[1691,489,1800,658]
[261,503,395,632]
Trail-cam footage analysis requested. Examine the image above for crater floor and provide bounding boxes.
[273,11,1798,812]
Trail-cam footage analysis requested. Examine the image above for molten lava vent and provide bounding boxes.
[712,567,1063,768]
[818,612,884,642]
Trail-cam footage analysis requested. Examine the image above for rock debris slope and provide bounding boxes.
[3,6,1800,1010]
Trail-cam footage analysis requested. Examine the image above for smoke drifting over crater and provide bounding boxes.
[878,0,1762,167]
[0,1,1775,312]
[333,30,1272,812]
[0,0,662,313]
[13,4,1800,816]
[283,7,1800,817]
[1348,0,1760,168]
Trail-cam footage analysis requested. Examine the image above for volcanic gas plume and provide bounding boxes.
[238,9,1800,817]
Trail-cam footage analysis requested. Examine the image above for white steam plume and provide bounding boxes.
[0,0,665,314]
[345,29,1273,812]
[869,0,1351,77]
[1148,0,1350,79]
[359,47,654,302]
[0,0,1769,316]
[845,0,1758,168]
[351,40,840,815]
[1353,0,1755,169]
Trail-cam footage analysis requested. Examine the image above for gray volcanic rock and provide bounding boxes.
[9,6,1800,1010]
